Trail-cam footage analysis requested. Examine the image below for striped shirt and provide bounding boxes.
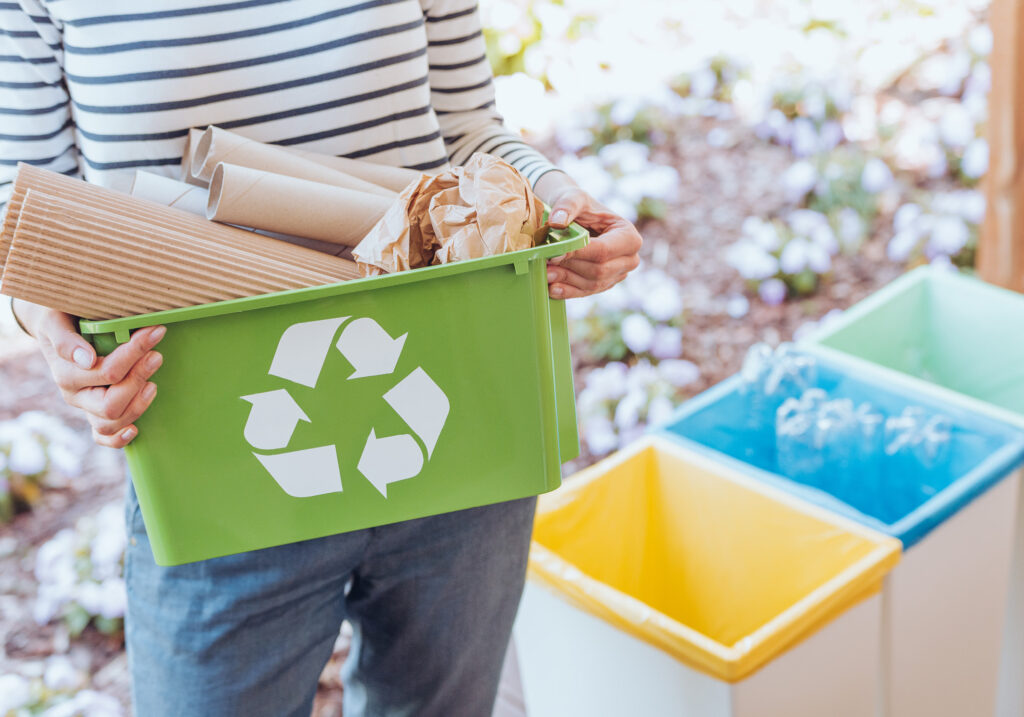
[0,0,558,211]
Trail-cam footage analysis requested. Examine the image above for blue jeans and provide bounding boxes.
[123,482,536,717]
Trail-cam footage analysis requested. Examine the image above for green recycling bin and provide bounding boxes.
[79,225,587,565]
[804,265,1024,717]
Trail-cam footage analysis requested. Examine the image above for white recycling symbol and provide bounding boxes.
[240,316,449,498]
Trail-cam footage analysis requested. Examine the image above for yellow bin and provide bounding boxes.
[513,436,900,717]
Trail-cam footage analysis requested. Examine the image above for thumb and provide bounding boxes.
[548,191,585,229]
[41,311,96,369]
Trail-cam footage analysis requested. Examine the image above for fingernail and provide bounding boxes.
[551,286,564,298]
[72,347,93,369]
[145,352,163,371]
[149,326,167,344]
[551,210,569,226]
[547,269,558,283]
[142,383,157,401]
[120,427,137,442]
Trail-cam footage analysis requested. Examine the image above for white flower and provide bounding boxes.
[805,242,832,273]
[939,103,976,149]
[742,217,781,252]
[9,435,47,475]
[584,417,618,456]
[650,326,683,360]
[95,577,126,620]
[790,117,821,156]
[861,157,894,193]
[961,137,988,179]
[598,140,650,174]
[725,294,749,319]
[893,203,922,233]
[969,25,994,56]
[809,223,839,254]
[640,281,683,322]
[888,230,920,262]
[779,238,811,274]
[927,216,969,257]
[787,209,828,237]
[658,359,700,388]
[565,296,594,321]
[621,313,655,354]
[689,67,718,99]
[646,395,676,427]
[837,208,864,249]
[594,283,630,313]
[44,654,83,691]
[614,389,647,430]
[584,362,629,402]
[782,161,818,202]
[0,674,31,712]
[726,241,779,280]
[759,278,788,305]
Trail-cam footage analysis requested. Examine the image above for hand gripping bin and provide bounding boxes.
[803,266,1024,717]
[78,225,588,566]
[663,353,1024,717]
[512,435,901,717]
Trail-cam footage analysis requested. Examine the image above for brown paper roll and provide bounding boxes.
[2,189,359,319]
[287,145,423,192]
[193,127,397,197]
[131,171,209,216]
[181,128,208,187]
[2,164,358,279]
[208,163,393,246]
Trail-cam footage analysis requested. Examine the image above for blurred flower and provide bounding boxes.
[759,278,788,305]
[0,674,31,713]
[34,504,126,638]
[658,359,700,387]
[726,294,750,319]
[860,157,894,193]
[727,241,779,280]
[960,137,988,179]
[44,655,84,692]
[650,326,684,360]
[620,313,655,354]
[782,161,818,203]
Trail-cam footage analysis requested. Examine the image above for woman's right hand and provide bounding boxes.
[31,309,166,448]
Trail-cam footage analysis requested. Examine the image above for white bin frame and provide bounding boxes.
[512,582,884,717]
[804,342,1024,717]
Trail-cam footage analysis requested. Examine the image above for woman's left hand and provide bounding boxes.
[535,173,643,300]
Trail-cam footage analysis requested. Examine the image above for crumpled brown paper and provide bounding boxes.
[353,153,546,276]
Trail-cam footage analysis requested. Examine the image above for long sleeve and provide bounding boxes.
[420,0,559,187]
[0,0,79,212]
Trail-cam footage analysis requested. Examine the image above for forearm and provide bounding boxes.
[533,169,578,208]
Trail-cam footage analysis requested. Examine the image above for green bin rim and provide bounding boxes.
[79,222,588,339]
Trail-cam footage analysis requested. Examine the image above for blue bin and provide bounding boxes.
[660,353,1024,717]
[661,357,1024,548]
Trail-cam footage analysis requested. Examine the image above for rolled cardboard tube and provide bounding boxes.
[286,144,422,192]
[208,163,393,247]
[193,127,397,197]
[130,169,350,257]
[181,128,208,187]
[5,164,359,278]
[131,171,209,216]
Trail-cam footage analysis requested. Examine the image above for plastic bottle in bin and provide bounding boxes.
[883,407,953,509]
[741,343,818,429]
